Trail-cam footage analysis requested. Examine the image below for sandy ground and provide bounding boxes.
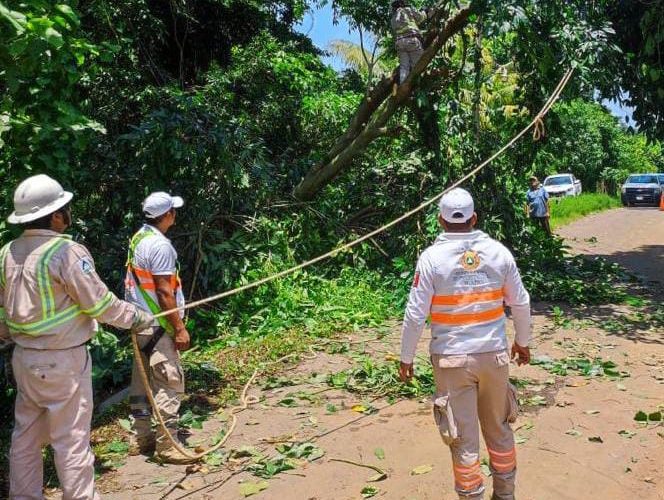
[95,207,664,500]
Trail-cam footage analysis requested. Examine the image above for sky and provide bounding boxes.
[296,5,635,123]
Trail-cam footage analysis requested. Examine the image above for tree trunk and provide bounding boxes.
[293,5,474,200]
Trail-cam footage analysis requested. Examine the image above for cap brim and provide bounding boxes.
[171,196,184,208]
[7,191,73,224]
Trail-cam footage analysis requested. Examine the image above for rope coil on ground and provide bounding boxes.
[133,68,574,460]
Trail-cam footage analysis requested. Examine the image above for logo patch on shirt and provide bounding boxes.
[459,250,481,271]
[80,258,94,275]
[412,272,420,288]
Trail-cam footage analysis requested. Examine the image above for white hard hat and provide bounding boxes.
[439,188,474,223]
[142,191,184,218]
[8,174,74,224]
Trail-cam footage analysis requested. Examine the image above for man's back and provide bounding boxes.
[402,230,530,361]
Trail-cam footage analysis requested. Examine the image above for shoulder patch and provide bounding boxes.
[80,258,94,275]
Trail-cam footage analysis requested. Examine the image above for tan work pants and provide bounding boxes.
[129,329,184,450]
[431,350,518,500]
[10,345,100,500]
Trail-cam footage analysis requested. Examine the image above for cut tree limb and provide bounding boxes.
[293,4,474,200]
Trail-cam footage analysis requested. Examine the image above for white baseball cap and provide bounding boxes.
[439,188,474,223]
[142,192,184,218]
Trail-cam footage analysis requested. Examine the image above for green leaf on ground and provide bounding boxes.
[118,418,132,432]
[618,430,636,439]
[411,464,433,475]
[374,448,385,460]
[278,397,298,407]
[326,404,338,414]
[634,411,648,422]
[361,485,379,498]
[238,481,269,497]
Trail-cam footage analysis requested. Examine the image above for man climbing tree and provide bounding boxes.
[391,0,428,95]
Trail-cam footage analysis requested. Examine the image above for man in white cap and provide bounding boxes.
[0,174,152,499]
[125,191,193,464]
[399,188,531,500]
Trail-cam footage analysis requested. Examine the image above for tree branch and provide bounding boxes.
[293,4,474,200]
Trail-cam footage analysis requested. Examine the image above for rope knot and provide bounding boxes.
[532,115,546,142]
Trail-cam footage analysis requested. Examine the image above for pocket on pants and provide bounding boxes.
[433,395,460,446]
[506,382,519,424]
[153,360,184,393]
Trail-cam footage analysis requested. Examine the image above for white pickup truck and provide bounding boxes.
[543,173,582,198]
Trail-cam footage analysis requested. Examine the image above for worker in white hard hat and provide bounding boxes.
[0,174,153,500]
[399,188,531,500]
[125,191,193,464]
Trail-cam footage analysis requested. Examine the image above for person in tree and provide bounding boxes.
[391,0,429,94]
[399,188,531,500]
[525,176,552,236]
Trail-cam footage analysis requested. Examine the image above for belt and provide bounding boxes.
[15,341,89,351]
[397,33,421,41]
[140,327,165,357]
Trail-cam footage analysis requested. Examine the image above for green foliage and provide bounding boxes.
[548,193,621,229]
[531,355,629,378]
[0,0,104,175]
[533,100,663,193]
[515,230,627,305]
[327,356,434,399]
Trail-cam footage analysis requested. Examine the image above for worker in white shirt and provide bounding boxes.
[400,188,531,500]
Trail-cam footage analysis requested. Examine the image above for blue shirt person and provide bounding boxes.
[525,176,552,235]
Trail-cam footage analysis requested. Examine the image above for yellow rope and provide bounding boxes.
[133,68,574,460]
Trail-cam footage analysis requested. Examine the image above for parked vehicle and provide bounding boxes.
[621,174,662,206]
[543,173,582,198]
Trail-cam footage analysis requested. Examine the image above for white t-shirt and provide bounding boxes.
[125,224,185,325]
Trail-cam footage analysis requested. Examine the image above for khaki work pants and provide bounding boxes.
[10,345,100,500]
[129,328,184,451]
[431,350,518,500]
[396,36,423,84]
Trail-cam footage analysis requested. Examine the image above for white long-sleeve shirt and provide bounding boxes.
[401,230,531,364]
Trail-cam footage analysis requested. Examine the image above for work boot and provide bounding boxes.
[128,415,155,456]
[128,433,156,456]
[154,427,197,464]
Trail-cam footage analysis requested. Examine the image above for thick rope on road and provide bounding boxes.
[133,68,574,460]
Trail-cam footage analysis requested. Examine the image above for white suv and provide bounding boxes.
[543,173,582,198]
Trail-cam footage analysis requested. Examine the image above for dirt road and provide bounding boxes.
[99,208,664,500]
[557,207,664,292]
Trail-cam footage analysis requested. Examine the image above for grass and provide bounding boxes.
[549,193,621,229]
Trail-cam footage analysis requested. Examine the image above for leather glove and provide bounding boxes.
[131,309,154,333]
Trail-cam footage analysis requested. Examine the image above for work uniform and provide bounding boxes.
[125,224,186,454]
[0,230,144,500]
[391,7,427,84]
[401,230,531,500]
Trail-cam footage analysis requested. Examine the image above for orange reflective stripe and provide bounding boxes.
[132,267,153,280]
[487,447,516,458]
[431,306,505,325]
[491,461,516,473]
[488,447,516,472]
[455,476,483,491]
[453,461,480,473]
[432,289,503,306]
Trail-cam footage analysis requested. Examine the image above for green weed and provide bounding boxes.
[549,194,621,229]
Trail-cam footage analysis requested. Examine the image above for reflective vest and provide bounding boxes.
[0,235,114,337]
[125,227,182,333]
